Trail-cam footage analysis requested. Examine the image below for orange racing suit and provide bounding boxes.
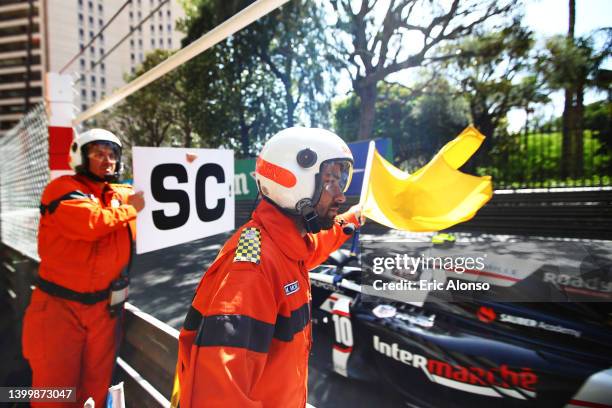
[22,174,136,407]
[176,199,359,407]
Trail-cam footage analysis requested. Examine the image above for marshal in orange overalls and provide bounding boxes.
[176,199,359,407]
[22,173,136,407]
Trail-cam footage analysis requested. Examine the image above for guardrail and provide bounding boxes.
[0,245,177,408]
[117,303,177,408]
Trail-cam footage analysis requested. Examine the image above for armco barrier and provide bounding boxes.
[0,245,176,407]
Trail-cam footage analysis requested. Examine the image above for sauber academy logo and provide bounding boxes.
[373,335,538,400]
[476,306,582,338]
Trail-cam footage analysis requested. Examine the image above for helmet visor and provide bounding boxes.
[319,159,353,195]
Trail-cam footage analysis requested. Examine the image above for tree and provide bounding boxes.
[251,0,337,128]
[97,50,196,175]
[181,0,336,156]
[329,0,518,140]
[441,21,546,140]
[333,79,469,168]
[537,29,611,177]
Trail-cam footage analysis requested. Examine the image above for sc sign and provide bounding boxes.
[133,147,234,254]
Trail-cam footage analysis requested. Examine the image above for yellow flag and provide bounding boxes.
[361,125,492,232]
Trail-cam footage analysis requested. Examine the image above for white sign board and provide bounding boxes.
[133,147,234,254]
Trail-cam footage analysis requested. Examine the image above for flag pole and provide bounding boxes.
[350,140,376,256]
[359,140,376,207]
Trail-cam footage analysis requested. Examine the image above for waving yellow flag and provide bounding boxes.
[361,126,492,232]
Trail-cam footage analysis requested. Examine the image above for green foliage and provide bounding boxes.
[181,0,336,157]
[333,80,469,169]
[329,0,518,139]
[478,129,611,188]
[537,35,602,92]
[97,50,196,176]
[440,21,546,139]
[584,101,612,154]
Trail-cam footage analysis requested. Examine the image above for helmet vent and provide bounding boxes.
[296,148,317,168]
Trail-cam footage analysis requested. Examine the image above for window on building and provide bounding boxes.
[159,24,163,31]
[130,39,134,47]
[90,46,95,54]
[79,28,84,40]
[131,53,135,61]
[167,10,171,18]
[100,48,104,56]
[92,90,97,99]
[150,24,154,33]
[139,53,143,62]
[138,11,142,19]
[80,59,85,68]
[101,77,106,87]
[151,38,155,47]
[89,31,94,39]
[99,19,103,27]
[78,14,83,23]
[99,33,104,42]
[129,11,133,19]
[168,38,172,47]
[100,63,105,72]
[81,89,86,98]
[88,1,92,12]
[167,24,171,32]
[138,39,143,47]
[90,61,95,69]
[98,4,103,12]
[89,16,94,24]
[91,75,96,84]
[81,104,87,111]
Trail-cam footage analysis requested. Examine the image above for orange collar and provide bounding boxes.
[74,174,108,197]
[252,200,313,262]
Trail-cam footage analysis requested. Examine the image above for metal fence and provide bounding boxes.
[468,124,612,190]
[0,103,48,261]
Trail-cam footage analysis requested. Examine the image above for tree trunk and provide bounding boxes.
[357,81,377,140]
[183,124,193,148]
[472,111,495,167]
[562,90,573,178]
[561,0,576,179]
[239,112,250,158]
[286,92,295,128]
[573,81,584,177]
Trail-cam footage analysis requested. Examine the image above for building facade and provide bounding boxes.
[0,0,185,136]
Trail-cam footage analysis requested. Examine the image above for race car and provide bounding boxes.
[308,237,612,408]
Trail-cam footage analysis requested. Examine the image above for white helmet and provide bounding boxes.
[70,128,123,181]
[255,127,353,227]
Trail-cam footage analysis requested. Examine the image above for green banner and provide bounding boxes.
[234,158,258,200]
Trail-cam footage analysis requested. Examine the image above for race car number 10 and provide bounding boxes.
[332,314,354,347]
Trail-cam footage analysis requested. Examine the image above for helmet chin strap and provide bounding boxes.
[79,168,118,183]
[300,205,321,234]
